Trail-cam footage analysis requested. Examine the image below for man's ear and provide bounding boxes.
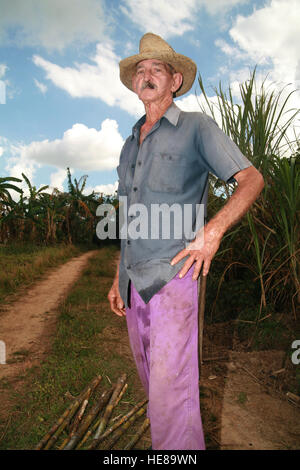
[171,72,183,93]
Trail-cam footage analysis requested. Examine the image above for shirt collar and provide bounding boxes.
[131,102,181,138]
[163,102,181,127]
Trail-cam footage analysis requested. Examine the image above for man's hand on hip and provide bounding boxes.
[170,224,222,280]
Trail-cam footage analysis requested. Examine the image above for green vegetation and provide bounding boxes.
[198,68,299,343]
[0,167,119,246]
[0,242,85,303]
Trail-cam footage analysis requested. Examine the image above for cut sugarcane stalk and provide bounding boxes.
[91,374,127,444]
[123,417,150,450]
[100,406,146,450]
[84,398,148,450]
[63,388,113,450]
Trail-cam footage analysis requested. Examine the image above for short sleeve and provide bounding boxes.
[197,114,252,182]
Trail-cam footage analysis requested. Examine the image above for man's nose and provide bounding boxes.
[143,69,152,81]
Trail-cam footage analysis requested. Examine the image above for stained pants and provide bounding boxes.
[125,267,206,450]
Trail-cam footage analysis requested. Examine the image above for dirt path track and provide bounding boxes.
[0,250,97,381]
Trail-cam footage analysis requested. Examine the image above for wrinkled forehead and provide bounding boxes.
[136,59,168,70]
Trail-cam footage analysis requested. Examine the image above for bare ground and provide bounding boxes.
[0,251,299,450]
[0,250,97,412]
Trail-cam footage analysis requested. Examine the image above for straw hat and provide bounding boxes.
[119,33,197,97]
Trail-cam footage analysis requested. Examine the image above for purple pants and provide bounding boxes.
[126,267,206,450]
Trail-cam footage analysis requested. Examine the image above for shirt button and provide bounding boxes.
[133,187,138,191]
[127,240,131,245]
[138,161,142,166]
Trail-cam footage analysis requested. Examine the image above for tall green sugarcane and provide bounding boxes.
[198,68,299,318]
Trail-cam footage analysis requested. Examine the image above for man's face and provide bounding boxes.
[132,59,182,104]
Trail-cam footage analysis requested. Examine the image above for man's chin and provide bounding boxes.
[139,88,157,100]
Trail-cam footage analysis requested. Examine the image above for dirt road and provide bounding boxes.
[0,250,97,382]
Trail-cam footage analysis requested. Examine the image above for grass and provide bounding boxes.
[0,244,147,450]
[237,392,248,405]
[0,242,88,304]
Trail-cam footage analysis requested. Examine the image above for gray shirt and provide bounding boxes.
[117,103,251,307]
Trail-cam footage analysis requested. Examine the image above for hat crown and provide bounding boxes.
[139,33,174,54]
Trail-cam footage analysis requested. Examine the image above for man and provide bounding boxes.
[108,33,264,450]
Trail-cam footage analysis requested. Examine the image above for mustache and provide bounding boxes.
[141,80,156,90]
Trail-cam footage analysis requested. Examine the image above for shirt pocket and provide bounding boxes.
[147,153,187,193]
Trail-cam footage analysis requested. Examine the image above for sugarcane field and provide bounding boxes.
[1,15,300,453]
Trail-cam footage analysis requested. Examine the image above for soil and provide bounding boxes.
[0,251,299,450]
[0,251,97,412]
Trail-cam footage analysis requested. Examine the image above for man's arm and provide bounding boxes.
[170,165,264,280]
[107,260,126,317]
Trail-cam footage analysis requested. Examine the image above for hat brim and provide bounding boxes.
[119,51,197,97]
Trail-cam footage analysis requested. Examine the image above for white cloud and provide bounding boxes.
[229,0,300,85]
[0,63,11,102]
[221,0,300,146]
[84,181,118,197]
[176,93,201,112]
[121,0,249,38]
[121,0,196,38]
[5,144,39,185]
[34,79,47,94]
[49,168,67,191]
[214,39,247,61]
[0,0,106,51]
[33,42,144,117]
[176,92,224,128]
[0,146,4,157]
[11,119,124,172]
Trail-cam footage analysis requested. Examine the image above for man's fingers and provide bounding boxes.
[113,298,126,316]
[108,291,126,317]
[112,302,126,317]
[178,255,195,278]
[192,258,204,281]
[170,249,188,266]
[202,258,211,276]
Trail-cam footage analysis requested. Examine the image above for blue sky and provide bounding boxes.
[0,0,299,198]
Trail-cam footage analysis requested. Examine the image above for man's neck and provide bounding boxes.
[143,97,173,127]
